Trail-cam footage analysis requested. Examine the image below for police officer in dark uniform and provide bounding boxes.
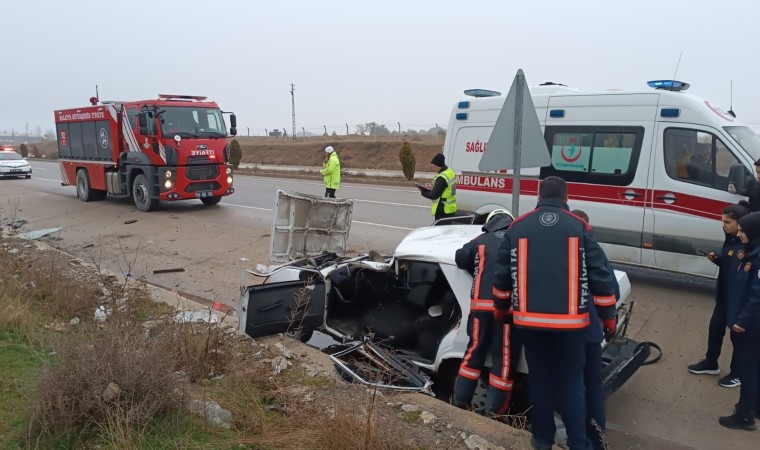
[452,208,520,415]
[492,176,617,450]
[688,201,750,387]
[720,212,760,430]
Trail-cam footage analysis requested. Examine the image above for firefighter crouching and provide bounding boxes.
[492,176,617,450]
[452,208,520,415]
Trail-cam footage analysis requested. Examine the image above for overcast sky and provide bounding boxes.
[2,0,758,136]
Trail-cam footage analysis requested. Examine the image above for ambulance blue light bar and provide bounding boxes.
[456,113,468,120]
[550,109,565,118]
[463,89,501,98]
[458,101,471,109]
[660,108,680,118]
[647,80,690,91]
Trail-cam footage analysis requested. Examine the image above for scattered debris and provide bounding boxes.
[83,243,94,249]
[17,227,63,240]
[69,317,81,326]
[271,356,289,374]
[463,434,505,450]
[8,248,19,254]
[401,404,420,413]
[255,264,269,273]
[94,305,111,322]
[153,267,185,274]
[184,399,232,429]
[102,382,122,402]
[420,411,437,425]
[275,342,294,359]
[173,310,219,324]
[11,219,27,229]
[240,257,249,262]
[124,220,138,225]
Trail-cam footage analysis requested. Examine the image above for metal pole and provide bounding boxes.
[346,123,349,135]
[302,127,305,137]
[323,125,327,135]
[247,127,250,136]
[512,73,524,217]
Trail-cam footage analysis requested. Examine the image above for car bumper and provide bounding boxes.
[0,168,32,176]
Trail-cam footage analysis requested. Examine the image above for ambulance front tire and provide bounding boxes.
[132,174,157,212]
[200,195,222,206]
[76,169,106,202]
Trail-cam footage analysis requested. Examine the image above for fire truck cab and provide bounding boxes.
[54,95,237,211]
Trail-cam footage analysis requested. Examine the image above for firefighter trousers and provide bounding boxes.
[453,311,520,414]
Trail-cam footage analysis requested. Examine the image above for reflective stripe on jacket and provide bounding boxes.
[431,168,457,215]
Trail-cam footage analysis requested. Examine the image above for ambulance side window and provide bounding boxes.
[664,128,742,192]
[541,126,644,186]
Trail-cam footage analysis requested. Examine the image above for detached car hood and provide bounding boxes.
[270,189,353,263]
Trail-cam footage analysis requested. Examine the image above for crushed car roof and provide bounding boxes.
[393,225,483,265]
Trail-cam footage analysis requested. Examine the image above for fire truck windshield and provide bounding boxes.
[160,107,227,138]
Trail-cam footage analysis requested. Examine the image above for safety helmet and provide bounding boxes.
[486,208,514,223]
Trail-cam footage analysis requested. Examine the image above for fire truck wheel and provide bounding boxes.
[200,195,222,206]
[76,169,104,202]
[132,174,157,212]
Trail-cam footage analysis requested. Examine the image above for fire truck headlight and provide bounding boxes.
[165,170,173,178]
[227,176,233,184]
[226,167,232,175]
[164,180,173,189]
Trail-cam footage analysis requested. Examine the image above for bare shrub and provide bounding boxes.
[27,325,178,440]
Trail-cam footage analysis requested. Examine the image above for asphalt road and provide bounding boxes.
[2,160,756,449]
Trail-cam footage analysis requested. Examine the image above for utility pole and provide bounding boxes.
[346,123,349,136]
[302,126,305,137]
[290,83,296,141]
[323,125,327,136]
[247,127,250,136]
[265,128,268,136]
[25,123,29,140]
[397,122,401,134]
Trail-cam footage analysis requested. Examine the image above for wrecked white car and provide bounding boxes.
[239,190,650,411]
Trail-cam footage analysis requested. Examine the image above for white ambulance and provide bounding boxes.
[444,80,760,278]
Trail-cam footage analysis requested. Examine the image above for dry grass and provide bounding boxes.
[26,324,178,441]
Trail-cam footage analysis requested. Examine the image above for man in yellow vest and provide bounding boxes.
[320,146,341,198]
[418,153,457,221]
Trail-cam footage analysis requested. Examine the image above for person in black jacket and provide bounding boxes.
[571,209,621,450]
[688,201,751,388]
[719,212,760,430]
[452,208,518,415]
[492,176,617,450]
[418,153,458,222]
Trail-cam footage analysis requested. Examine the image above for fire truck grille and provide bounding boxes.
[186,165,219,181]
[185,182,221,193]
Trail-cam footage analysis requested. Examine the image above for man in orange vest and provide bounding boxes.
[492,176,617,450]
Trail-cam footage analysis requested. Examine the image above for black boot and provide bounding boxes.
[719,414,757,431]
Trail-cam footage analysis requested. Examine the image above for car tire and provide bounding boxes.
[25,174,31,179]
[132,173,157,212]
[76,169,95,202]
[201,195,222,206]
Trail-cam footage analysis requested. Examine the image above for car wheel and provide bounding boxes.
[200,195,222,206]
[132,174,157,212]
[25,174,31,179]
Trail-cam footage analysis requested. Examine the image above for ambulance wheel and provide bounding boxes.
[132,174,157,212]
[76,169,105,201]
[200,195,222,206]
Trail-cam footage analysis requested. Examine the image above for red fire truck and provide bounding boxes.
[54,95,237,211]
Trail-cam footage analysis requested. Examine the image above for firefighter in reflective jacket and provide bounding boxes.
[492,176,617,450]
[419,153,457,221]
[452,208,519,415]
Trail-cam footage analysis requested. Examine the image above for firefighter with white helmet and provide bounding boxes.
[452,207,519,415]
